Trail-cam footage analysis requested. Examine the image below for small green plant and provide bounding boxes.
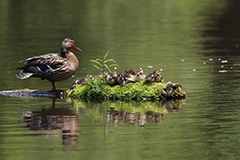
[89,50,119,74]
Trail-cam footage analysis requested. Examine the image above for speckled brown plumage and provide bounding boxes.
[16,38,81,91]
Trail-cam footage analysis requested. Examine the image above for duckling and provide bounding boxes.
[70,77,85,89]
[105,71,117,86]
[95,72,103,78]
[163,83,183,98]
[95,71,109,79]
[116,68,137,86]
[172,83,182,92]
[162,83,175,97]
[145,73,155,82]
[103,71,109,77]
[164,83,173,93]
[86,74,94,81]
[70,74,93,89]
[116,73,127,87]
[136,67,146,82]
[115,68,138,86]
[124,68,134,74]
[154,74,164,83]
[153,69,164,83]
[124,68,137,83]
[153,69,160,75]
[146,69,164,83]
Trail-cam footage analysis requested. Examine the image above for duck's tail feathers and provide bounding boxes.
[16,71,33,79]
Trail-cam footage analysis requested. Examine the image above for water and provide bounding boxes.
[1,0,240,159]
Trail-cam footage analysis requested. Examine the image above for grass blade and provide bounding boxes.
[104,64,112,73]
[89,59,97,63]
[93,64,101,71]
[104,59,117,63]
[109,64,119,67]
[96,58,103,62]
[90,59,103,67]
[103,50,110,61]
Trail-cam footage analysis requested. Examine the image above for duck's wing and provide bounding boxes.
[20,53,65,69]
[16,53,66,79]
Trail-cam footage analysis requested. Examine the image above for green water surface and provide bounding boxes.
[0,0,240,160]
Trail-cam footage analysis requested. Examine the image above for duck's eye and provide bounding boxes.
[68,43,73,48]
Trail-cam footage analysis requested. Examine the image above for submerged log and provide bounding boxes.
[0,89,65,98]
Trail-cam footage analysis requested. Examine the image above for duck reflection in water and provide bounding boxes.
[106,111,165,126]
[20,98,79,149]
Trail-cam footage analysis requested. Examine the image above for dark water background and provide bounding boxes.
[1,0,240,159]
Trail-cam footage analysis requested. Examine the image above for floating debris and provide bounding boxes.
[221,65,224,68]
[193,69,196,71]
[209,58,214,61]
[181,59,184,62]
[230,67,233,70]
[221,60,228,63]
[114,67,118,70]
[219,70,228,73]
[147,66,153,69]
[218,58,221,61]
[203,62,206,65]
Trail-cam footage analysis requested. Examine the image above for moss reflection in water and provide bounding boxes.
[71,99,185,126]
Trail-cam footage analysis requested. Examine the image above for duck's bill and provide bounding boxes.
[73,46,82,52]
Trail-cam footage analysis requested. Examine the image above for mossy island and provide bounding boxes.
[67,74,186,101]
[67,52,186,101]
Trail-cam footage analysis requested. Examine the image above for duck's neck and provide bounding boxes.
[60,46,69,57]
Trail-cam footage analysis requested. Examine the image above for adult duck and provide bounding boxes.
[16,38,82,91]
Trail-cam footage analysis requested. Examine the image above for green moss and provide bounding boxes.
[67,78,186,101]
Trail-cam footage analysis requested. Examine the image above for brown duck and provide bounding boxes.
[16,38,81,91]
